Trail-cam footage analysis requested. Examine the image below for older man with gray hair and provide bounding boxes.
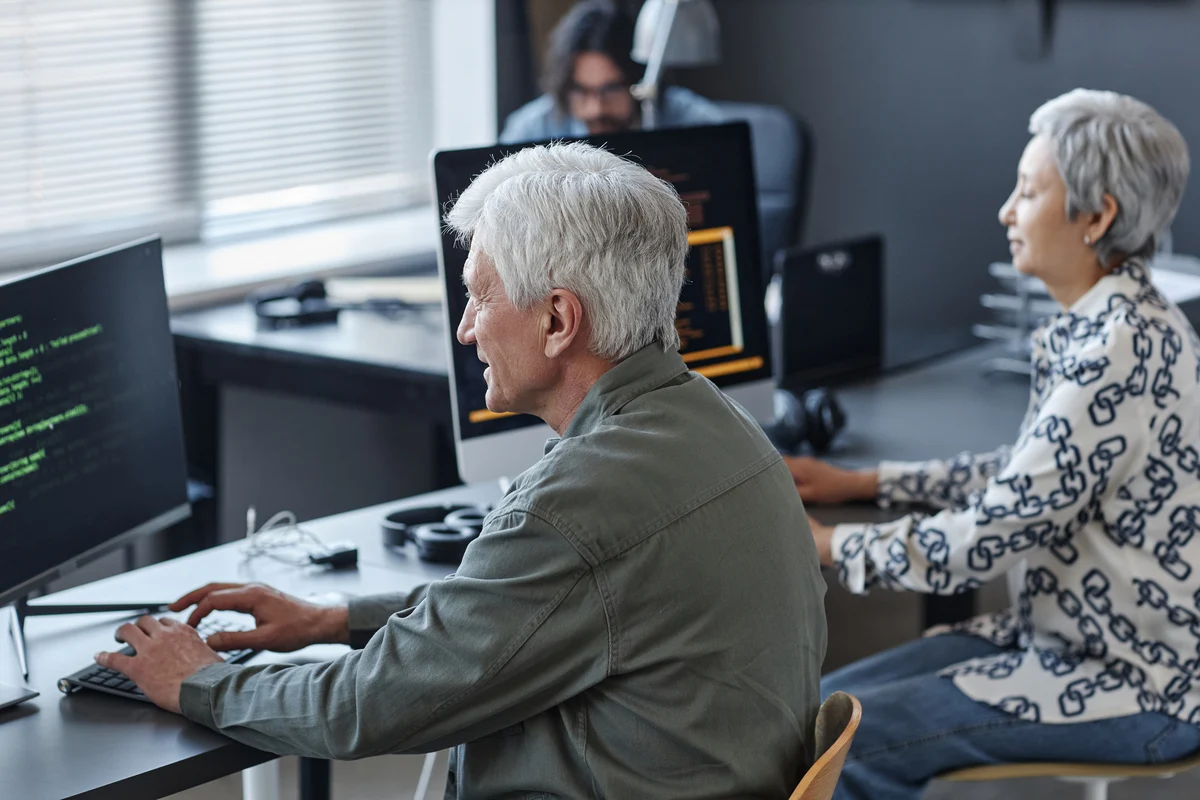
[97,141,828,798]
[791,89,1200,799]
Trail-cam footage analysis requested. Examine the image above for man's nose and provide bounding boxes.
[457,302,475,345]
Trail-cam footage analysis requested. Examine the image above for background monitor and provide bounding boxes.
[775,235,884,392]
[434,123,773,484]
[0,238,190,607]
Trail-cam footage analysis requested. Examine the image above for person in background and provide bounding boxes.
[791,89,1200,799]
[500,0,723,142]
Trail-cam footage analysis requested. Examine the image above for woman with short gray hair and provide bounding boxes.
[790,89,1200,798]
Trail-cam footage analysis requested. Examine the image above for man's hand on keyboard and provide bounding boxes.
[169,582,350,652]
[94,616,223,713]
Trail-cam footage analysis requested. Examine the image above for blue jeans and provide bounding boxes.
[822,633,1200,800]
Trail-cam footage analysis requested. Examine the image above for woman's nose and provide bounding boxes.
[998,193,1016,227]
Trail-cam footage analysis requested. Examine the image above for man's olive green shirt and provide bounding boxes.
[181,344,827,799]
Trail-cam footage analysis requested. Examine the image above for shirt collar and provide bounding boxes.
[1032,259,1154,356]
[1064,259,1153,319]
[543,344,687,453]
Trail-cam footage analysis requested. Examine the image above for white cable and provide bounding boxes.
[241,506,329,566]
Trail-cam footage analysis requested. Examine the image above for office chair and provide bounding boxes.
[713,100,815,282]
[415,694,863,800]
[939,752,1200,800]
[790,691,863,800]
[934,571,1200,799]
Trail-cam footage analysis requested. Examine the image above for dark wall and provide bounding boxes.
[671,0,1200,366]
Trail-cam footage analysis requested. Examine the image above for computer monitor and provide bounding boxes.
[434,123,774,483]
[0,238,190,608]
[774,235,884,393]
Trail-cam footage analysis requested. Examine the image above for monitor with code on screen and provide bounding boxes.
[0,238,190,606]
[433,123,774,483]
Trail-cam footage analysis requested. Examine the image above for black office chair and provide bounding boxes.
[713,100,815,283]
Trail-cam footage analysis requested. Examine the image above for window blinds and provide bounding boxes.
[0,1,195,264]
[197,0,433,238]
[0,0,433,266]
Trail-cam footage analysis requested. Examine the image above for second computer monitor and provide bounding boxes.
[434,123,774,484]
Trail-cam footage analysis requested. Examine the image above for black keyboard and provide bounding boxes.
[57,614,257,701]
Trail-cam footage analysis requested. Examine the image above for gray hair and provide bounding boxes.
[1029,89,1190,264]
[444,141,688,361]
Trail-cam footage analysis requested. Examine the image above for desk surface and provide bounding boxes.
[829,347,1027,466]
[0,484,484,800]
[0,347,1032,799]
[172,303,448,378]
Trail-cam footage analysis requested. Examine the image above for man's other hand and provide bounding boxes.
[94,616,221,713]
[169,582,350,653]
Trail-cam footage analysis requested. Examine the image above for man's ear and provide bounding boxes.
[543,288,584,358]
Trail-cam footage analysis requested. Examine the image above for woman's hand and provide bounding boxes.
[807,515,836,567]
[785,456,878,505]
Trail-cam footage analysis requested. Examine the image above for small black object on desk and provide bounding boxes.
[765,386,847,454]
[763,234,883,456]
[381,504,490,564]
[249,278,425,329]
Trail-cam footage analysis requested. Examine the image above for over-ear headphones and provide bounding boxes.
[250,279,421,329]
[764,386,846,455]
[380,504,490,564]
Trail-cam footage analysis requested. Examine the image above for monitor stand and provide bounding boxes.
[0,682,37,713]
[2,595,168,707]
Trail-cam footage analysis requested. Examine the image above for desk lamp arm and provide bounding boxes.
[631,0,681,131]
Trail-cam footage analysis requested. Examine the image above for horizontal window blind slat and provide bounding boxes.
[206,163,412,196]
[202,140,395,165]
[199,62,397,85]
[0,118,175,146]
[201,114,394,139]
[198,20,397,38]
[8,147,178,178]
[198,80,397,105]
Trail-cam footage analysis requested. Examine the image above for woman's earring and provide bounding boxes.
[1084,235,1092,245]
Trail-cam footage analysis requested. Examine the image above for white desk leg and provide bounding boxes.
[413,750,450,800]
[242,760,283,800]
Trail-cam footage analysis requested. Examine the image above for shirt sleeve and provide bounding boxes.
[497,112,529,144]
[662,87,725,127]
[179,508,610,759]
[832,368,1148,595]
[875,447,1013,511]
[345,585,429,649]
[498,96,555,144]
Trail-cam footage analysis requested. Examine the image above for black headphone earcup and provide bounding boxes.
[293,280,329,302]
[411,523,480,564]
[381,504,474,548]
[767,388,807,453]
[801,387,846,454]
[444,508,488,529]
[765,387,847,454]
